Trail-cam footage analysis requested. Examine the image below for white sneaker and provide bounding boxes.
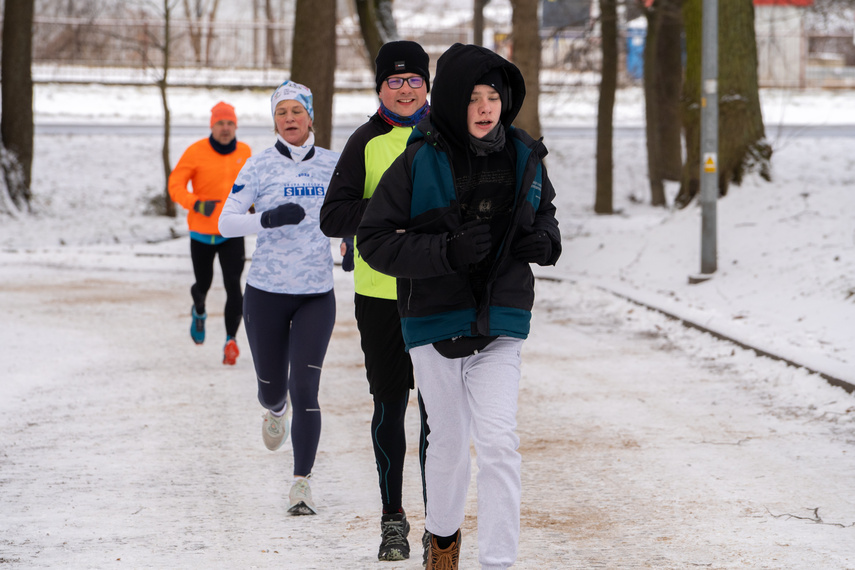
[288,477,317,515]
[262,402,290,451]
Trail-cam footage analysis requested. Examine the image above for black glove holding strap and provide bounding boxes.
[446,220,491,269]
[511,230,552,264]
[261,203,306,228]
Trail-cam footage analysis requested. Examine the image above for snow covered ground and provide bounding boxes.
[1,82,854,568]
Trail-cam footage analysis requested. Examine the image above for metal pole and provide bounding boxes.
[700,0,718,274]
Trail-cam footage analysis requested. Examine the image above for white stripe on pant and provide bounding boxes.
[411,336,523,570]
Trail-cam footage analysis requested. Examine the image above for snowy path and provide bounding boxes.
[1,242,853,569]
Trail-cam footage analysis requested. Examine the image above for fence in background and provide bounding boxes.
[25,16,855,89]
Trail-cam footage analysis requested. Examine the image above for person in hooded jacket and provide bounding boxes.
[356,44,561,570]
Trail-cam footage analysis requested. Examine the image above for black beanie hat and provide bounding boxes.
[476,68,505,100]
[375,40,431,93]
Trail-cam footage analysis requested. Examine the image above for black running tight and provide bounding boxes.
[190,237,245,338]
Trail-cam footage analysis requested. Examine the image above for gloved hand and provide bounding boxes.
[194,199,220,217]
[260,203,305,228]
[446,220,491,269]
[511,230,552,264]
[341,237,354,272]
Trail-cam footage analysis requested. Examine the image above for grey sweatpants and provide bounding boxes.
[410,336,524,570]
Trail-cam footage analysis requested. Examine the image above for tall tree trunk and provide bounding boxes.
[595,0,617,214]
[1,0,35,207]
[643,0,683,206]
[182,0,203,63]
[265,0,282,66]
[204,0,221,67]
[291,0,336,149]
[161,0,176,217]
[510,0,541,139]
[252,0,259,66]
[355,0,398,64]
[643,9,665,207]
[677,0,771,208]
[657,2,684,182]
[474,0,486,46]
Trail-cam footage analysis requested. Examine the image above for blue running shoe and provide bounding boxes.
[191,306,206,344]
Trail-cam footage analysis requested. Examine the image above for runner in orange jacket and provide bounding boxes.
[168,101,252,364]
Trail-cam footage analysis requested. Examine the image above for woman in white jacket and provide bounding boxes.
[219,81,339,516]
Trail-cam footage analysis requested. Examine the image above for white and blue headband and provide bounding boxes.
[270,80,314,121]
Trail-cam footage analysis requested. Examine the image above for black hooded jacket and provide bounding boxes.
[428,43,526,150]
[356,44,561,351]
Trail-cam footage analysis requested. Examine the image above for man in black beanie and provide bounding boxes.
[319,40,431,563]
[374,40,431,94]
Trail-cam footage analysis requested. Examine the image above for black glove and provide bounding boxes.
[446,220,491,269]
[511,230,552,264]
[341,237,354,272]
[260,203,306,228]
[194,199,220,217]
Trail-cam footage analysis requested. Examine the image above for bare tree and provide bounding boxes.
[677,0,772,208]
[182,0,222,65]
[510,0,542,139]
[123,0,180,216]
[265,0,285,66]
[1,0,35,215]
[354,0,398,64]
[291,0,337,148]
[595,0,617,214]
[159,0,178,217]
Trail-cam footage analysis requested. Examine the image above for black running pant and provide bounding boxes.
[354,293,425,513]
[190,237,245,338]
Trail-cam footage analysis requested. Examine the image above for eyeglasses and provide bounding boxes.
[385,76,425,90]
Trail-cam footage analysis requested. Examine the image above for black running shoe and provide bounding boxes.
[378,511,411,561]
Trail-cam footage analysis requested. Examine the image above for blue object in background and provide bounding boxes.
[626,25,646,80]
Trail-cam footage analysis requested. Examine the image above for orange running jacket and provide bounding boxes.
[168,138,252,236]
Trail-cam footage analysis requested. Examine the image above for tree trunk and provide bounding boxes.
[510,0,542,140]
[291,0,336,149]
[161,0,176,217]
[643,0,683,206]
[474,0,486,46]
[595,0,617,214]
[643,9,665,207]
[1,0,35,207]
[265,0,283,66]
[677,0,771,208]
[182,0,203,63]
[204,0,221,67]
[253,0,261,67]
[355,0,398,64]
[657,2,684,182]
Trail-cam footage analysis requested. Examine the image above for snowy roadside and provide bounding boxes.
[6,82,854,393]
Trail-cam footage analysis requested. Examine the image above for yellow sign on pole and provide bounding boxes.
[703,153,717,173]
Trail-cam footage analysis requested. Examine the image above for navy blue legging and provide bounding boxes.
[243,284,336,477]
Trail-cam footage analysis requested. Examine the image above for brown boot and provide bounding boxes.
[426,530,461,570]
